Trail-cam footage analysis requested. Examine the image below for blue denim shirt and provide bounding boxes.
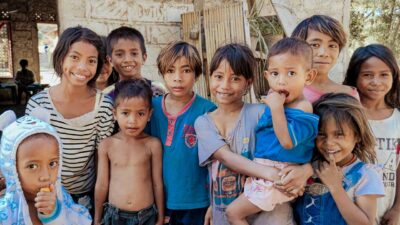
[294,160,385,225]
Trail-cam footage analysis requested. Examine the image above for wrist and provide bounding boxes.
[38,199,61,224]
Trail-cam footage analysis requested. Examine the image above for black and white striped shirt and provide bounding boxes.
[26,89,114,194]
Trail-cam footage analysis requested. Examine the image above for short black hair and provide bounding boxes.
[209,43,255,80]
[19,59,28,68]
[114,79,153,108]
[106,26,146,56]
[267,37,313,69]
[52,26,103,87]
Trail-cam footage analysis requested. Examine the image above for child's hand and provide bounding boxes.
[380,207,400,225]
[261,90,286,108]
[316,155,343,193]
[275,164,312,197]
[263,165,281,182]
[204,206,213,225]
[35,184,57,215]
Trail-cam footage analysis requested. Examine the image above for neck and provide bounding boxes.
[360,97,388,110]
[217,101,244,114]
[312,73,331,85]
[96,83,107,91]
[120,74,142,81]
[167,92,194,106]
[57,81,94,99]
[337,153,356,167]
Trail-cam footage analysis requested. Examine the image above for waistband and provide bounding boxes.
[105,203,157,217]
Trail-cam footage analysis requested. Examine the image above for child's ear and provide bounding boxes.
[305,68,317,85]
[263,70,269,80]
[107,55,114,67]
[142,53,147,64]
[148,108,153,122]
[112,108,117,121]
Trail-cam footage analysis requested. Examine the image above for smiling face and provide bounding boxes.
[210,59,250,106]
[266,52,314,104]
[163,56,196,100]
[109,38,147,80]
[96,59,113,88]
[356,56,393,104]
[114,97,152,137]
[316,117,358,166]
[306,29,340,76]
[61,41,99,87]
[17,135,59,201]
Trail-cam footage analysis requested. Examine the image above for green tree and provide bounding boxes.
[350,0,400,58]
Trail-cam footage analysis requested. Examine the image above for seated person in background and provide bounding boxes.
[15,59,35,104]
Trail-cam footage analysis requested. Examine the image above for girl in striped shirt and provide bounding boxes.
[26,26,114,214]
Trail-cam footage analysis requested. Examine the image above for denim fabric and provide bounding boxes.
[294,162,364,225]
[165,207,208,225]
[102,203,157,225]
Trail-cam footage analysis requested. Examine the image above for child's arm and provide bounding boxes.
[150,138,164,225]
[380,164,400,224]
[94,140,111,225]
[213,145,281,181]
[317,155,380,225]
[262,91,293,149]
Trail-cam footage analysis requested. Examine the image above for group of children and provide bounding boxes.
[0,13,398,225]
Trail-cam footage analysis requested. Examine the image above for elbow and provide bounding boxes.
[281,141,293,150]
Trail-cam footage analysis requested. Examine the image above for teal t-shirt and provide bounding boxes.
[150,94,216,210]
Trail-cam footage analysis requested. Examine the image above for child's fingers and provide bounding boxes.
[328,154,337,169]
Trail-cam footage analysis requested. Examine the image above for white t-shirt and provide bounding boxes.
[369,109,400,224]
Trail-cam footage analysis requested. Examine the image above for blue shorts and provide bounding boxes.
[102,203,158,225]
[165,207,208,225]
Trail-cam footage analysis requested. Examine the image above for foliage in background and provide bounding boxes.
[350,0,400,59]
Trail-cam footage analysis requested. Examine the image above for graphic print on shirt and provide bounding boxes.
[376,137,400,188]
[212,139,251,206]
[183,124,197,148]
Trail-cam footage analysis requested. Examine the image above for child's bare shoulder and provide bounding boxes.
[296,99,313,113]
[144,135,162,153]
[99,134,121,153]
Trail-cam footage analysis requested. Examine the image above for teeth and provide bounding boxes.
[72,73,86,80]
[123,66,134,70]
[217,92,230,97]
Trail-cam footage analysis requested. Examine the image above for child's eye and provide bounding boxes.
[115,53,123,57]
[121,111,128,116]
[49,161,59,168]
[335,132,344,138]
[183,69,192,73]
[381,73,391,77]
[361,73,372,78]
[231,76,241,81]
[89,59,97,64]
[70,55,79,60]
[167,69,174,74]
[131,52,138,57]
[212,74,222,79]
[270,72,279,77]
[310,43,319,48]
[288,71,296,77]
[329,44,338,48]
[27,164,38,170]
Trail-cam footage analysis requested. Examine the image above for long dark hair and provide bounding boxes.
[343,44,400,108]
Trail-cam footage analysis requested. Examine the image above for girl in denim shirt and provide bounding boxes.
[295,93,385,225]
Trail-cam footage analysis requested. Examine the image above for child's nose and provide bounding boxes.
[39,168,51,182]
[278,75,287,85]
[317,46,328,57]
[173,72,182,82]
[77,61,89,71]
